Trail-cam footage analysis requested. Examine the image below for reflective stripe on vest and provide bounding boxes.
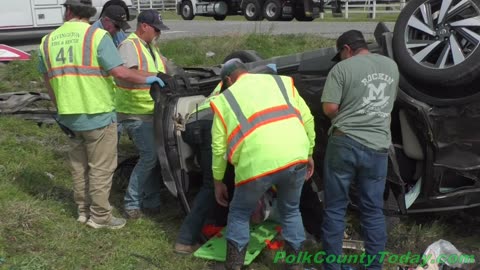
[47,66,108,78]
[224,75,303,160]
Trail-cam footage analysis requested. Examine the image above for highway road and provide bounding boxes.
[2,20,395,52]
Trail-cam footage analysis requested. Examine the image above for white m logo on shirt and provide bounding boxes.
[363,83,390,106]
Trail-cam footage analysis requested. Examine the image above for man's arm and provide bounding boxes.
[211,111,228,182]
[37,53,57,108]
[322,103,339,119]
[43,73,57,108]
[321,65,343,120]
[109,66,154,84]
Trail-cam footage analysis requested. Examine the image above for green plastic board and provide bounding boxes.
[193,221,280,265]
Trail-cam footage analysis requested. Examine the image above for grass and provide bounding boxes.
[1,33,479,270]
[159,10,399,22]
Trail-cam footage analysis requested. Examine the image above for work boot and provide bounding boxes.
[124,209,143,219]
[174,243,201,255]
[225,240,246,270]
[284,241,303,270]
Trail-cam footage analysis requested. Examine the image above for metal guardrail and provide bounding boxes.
[132,0,177,11]
[341,0,406,19]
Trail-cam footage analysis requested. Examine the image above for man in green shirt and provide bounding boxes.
[321,30,399,270]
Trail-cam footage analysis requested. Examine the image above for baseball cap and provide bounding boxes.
[220,58,247,80]
[137,10,169,31]
[331,30,367,62]
[103,5,130,30]
[63,0,93,7]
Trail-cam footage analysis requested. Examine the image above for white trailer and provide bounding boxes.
[176,0,321,21]
[0,0,137,41]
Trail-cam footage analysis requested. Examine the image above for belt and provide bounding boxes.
[332,129,345,136]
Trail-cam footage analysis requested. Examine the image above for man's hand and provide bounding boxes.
[214,181,229,207]
[306,156,315,180]
[145,76,165,87]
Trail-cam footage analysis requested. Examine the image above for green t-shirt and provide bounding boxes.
[321,53,399,151]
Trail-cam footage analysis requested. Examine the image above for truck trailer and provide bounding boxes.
[176,0,322,21]
[0,0,137,41]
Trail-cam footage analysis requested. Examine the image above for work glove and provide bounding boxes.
[145,76,165,87]
[266,63,277,72]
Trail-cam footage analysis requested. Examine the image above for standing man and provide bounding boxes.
[38,0,165,229]
[115,10,169,219]
[321,30,399,270]
[91,4,130,141]
[91,5,130,47]
[211,60,316,270]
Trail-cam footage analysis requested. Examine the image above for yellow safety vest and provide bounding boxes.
[40,21,114,114]
[210,74,310,185]
[115,33,167,115]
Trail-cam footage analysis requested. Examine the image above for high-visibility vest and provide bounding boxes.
[186,82,223,123]
[210,74,310,185]
[40,21,114,115]
[115,33,167,114]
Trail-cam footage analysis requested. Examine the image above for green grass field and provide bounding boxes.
[0,33,479,270]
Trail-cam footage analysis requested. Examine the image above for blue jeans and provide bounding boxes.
[177,120,216,245]
[321,135,388,270]
[122,120,161,210]
[227,164,307,252]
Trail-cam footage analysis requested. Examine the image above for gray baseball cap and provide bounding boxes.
[220,58,247,80]
[63,0,93,7]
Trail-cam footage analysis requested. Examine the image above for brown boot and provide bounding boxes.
[284,241,303,270]
[225,240,246,270]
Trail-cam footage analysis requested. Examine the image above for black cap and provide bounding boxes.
[220,58,247,80]
[331,30,367,62]
[103,5,130,30]
[137,10,169,31]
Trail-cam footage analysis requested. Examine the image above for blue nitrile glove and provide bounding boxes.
[266,63,277,72]
[145,76,165,87]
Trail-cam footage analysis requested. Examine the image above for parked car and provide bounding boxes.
[149,0,480,239]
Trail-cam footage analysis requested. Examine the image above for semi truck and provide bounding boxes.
[0,0,137,41]
[176,0,322,21]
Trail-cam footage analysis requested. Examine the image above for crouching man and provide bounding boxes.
[211,60,316,270]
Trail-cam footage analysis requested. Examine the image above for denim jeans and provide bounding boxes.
[176,120,216,245]
[227,163,307,252]
[321,135,388,270]
[122,120,161,210]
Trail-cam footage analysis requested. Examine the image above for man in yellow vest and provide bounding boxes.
[38,0,165,230]
[174,60,280,254]
[114,9,169,219]
[211,60,316,270]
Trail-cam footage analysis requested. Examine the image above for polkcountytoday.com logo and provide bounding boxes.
[273,251,476,267]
